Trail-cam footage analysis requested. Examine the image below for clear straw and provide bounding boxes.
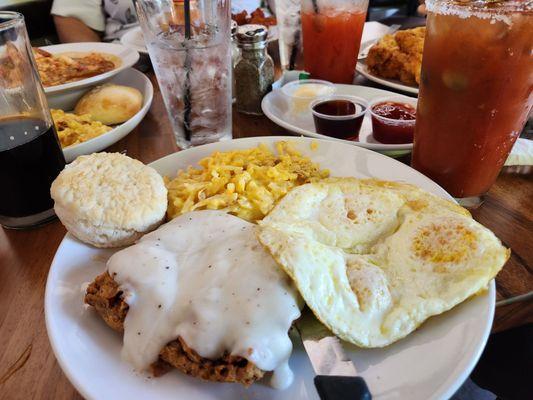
[183,0,192,141]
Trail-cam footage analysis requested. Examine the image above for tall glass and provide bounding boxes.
[0,12,65,229]
[276,0,304,71]
[412,0,532,205]
[301,0,368,83]
[136,0,232,149]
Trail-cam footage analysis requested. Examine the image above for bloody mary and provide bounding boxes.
[301,0,368,83]
[412,0,533,200]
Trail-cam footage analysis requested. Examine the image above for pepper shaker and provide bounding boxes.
[235,25,275,115]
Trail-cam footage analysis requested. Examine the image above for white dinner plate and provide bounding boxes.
[262,85,415,156]
[356,60,419,95]
[45,136,494,400]
[120,27,149,54]
[39,42,140,94]
[47,68,153,163]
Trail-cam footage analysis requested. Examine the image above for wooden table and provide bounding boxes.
[0,74,531,399]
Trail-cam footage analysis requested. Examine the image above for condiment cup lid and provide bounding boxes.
[368,96,418,124]
[310,95,368,121]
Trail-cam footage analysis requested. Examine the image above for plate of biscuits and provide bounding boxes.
[45,137,508,400]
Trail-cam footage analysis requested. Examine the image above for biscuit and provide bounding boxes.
[75,84,143,125]
[51,152,167,248]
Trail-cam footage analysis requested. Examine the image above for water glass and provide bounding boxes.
[136,0,232,149]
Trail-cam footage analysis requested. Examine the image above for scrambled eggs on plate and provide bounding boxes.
[51,109,112,148]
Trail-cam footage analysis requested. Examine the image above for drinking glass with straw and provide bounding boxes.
[301,0,369,83]
[135,0,232,149]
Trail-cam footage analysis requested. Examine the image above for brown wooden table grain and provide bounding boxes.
[0,74,531,399]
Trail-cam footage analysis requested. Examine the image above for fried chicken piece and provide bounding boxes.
[249,8,277,26]
[395,27,425,56]
[232,10,248,26]
[366,27,425,85]
[232,8,276,27]
[85,271,265,386]
[366,34,404,80]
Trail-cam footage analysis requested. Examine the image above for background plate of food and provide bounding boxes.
[262,84,415,156]
[356,27,425,95]
[36,42,139,94]
[232,7,278,42]
[356,61,419,95]
[47,68,153,162]
[120,27,149,54]
[45,137,501,400]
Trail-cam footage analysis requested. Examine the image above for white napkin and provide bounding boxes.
[361,21,391,44]
[505,138,533,166]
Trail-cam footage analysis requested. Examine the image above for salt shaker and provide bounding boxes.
[235,25,275,115]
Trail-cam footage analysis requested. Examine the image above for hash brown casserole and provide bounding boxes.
[33,48,119,87]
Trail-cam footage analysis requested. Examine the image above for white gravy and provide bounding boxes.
[107,210,301,389]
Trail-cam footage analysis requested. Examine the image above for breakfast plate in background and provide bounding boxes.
[356,60,419,95]
[261,85,416,156]
[46,136,495,400]
[121,21,278,55]
[47,68,153,162]
[39,42,139,94]
[120,27,149,55]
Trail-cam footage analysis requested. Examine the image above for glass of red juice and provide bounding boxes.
[412,0,532,207]
[0,12,65,228]
[301,0,368,84]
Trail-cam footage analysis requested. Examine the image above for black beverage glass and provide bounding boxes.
[0,12,65,229]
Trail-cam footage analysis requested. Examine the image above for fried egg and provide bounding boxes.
[258,178,509,347]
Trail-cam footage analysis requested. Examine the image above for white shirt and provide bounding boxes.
[51,0,273,41]
[51,0,138,41]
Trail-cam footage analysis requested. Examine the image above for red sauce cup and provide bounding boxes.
[369,97,417,144]
[310,95,368,140]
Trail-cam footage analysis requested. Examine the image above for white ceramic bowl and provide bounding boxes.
[39,42,139,94]
[48,68,153,163]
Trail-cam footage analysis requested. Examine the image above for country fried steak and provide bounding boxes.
[85,271,264,386]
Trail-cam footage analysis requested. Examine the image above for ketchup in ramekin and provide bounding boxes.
[369,98,417,144]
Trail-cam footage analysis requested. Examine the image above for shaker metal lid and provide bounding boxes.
[236,24,268,44]
[231,20,238,36]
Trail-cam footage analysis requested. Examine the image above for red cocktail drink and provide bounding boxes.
[412,0,532,202]
[301,1,368,83]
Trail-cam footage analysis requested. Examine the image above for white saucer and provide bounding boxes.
[261,84,415,157]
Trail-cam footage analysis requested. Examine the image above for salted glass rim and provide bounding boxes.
[426,0,532,16]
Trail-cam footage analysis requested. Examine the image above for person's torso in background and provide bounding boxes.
[102,0,275,41]
[103,0,137,41]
